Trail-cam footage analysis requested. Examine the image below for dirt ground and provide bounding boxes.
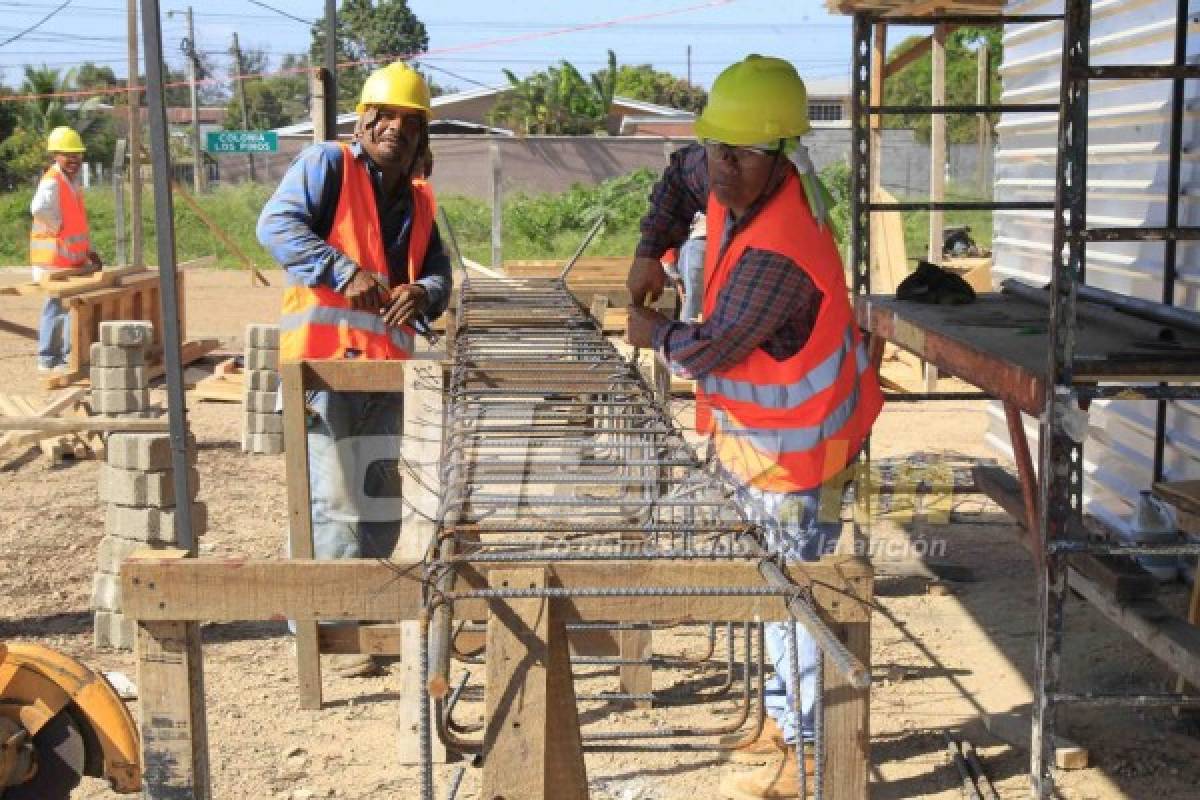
[2,267,1199,799]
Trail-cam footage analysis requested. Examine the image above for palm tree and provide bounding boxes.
[19,65,106,142]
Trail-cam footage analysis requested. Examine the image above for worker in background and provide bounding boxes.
[257,61,452,678]
[30,126,102,373]
[625,55,883,800]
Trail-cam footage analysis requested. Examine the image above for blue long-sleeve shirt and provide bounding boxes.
[256,141,452,322]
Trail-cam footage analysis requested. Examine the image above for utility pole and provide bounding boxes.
[324,0,337,139]
[231,32,257,182]
[686,44,692,86]
[126,0,143,265]
[174,6,206,192]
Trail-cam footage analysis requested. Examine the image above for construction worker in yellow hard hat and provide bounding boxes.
[256,60,452,678]
[625,55,883,799]
[30,126,102,373]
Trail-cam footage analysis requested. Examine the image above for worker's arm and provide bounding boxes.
[29,174,62,230]
[256,143,359,292]
[380,220,453,328]
[628,144,709,305]
[629,249,823,380]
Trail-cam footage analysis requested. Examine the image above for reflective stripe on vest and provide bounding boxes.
[279,143,436,363]
[697,169,883,492]
[29,166,90,268]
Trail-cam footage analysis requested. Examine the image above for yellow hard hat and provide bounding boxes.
[693,55,810,145]
[356,62,432,117]
[47,126,86,153]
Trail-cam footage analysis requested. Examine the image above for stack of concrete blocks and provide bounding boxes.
[93,433,203,650]
[243,324,283,455]
[90,321,154,416]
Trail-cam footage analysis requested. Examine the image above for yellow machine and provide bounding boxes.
[0,642,140,798]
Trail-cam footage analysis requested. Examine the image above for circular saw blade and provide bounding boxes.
[3,712,85,800]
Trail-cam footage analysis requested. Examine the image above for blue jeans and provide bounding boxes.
[301,390,405,560]
[38,297,70,367]
[734,481,841,745]
[678,237,706,322]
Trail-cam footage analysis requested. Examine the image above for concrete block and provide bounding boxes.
[96,535,164,573]
[246,369,280,392]
[245,348,279,371]
[245,433,285,455]
[91,389,150,414]
[90,342,145,368]
[94,610,136,651]
[105,502,207,543]
[245,412,283,434]
[99,321,154,348]
[90,366,147,390]
[99,464,200,508]
[107,432,197,471]
[246,324,280,349]
[91,572,122,611]
[245,390,278,413]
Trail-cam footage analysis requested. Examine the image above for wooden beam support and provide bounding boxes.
[299,359,406,392]
[482,568,588,800]
[823,567,873,800]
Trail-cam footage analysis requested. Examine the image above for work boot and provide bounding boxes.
[330,653,382,678]
[720,747,815,800]
[718,717,787,764]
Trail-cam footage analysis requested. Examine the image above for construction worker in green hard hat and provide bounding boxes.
[30,126,103,373]
[626,55,883,799]
[257,61,453,678]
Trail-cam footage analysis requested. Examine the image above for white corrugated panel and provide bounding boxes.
[992,0,1200,528]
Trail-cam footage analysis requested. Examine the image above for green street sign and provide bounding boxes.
[206,131,278,154]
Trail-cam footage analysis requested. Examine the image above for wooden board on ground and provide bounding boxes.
[191,370,244,403]
[0,389,91,466]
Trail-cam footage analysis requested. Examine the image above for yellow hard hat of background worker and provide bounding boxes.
[356,62,432,117]
[693,55,810,145]
[46,126,86,153]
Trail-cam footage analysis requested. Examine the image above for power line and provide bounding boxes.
[0,0,76,48]
[246,0,314,26]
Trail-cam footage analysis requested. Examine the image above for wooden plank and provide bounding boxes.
[280,361,321,710]
[0,416,168,433]
[191,375,244,403]
[136,620,212,800]
[144,339,221,383]
[319,622,621,657]
[397,360,447,764]
[0,317,38,341]
[121,556,870,624]
[822,569,872,800]
[1153,480,1200,520]
[299,359,406,393]
[482,568,588,800]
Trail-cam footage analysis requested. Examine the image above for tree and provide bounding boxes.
[225,50,309,130]
[310,0,429,111]
[488,50,619,135]
[882,26,1002,144]
[598,64,707,112]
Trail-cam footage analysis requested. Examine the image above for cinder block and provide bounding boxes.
[90,366,147,390]
[91,572,123,611]
[99,464,200,508]
[94,610,136,651]
[246,324,280,349]
[105,502,207,543]
[90,342,145,368]
[245,348,279,371]
[96,535,165,573]
[245,391,278,413]
[91,389,150,414]
[107,432,197,471]
[246,369,280,392]
[245,433,285,455]
[99,321,154,348]
[245,412,283,434]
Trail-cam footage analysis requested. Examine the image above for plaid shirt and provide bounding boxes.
[638,144,823,379]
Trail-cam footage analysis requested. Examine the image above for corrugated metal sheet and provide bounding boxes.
[992,0,1200,530]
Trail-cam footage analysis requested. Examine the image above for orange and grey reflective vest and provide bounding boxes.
[29,165,91,268]
[695,169,883,493]
[280,143,435,362]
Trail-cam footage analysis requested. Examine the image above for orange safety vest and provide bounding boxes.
[29,165,91,269]
[695,169,883,493]
[280,143,435,362]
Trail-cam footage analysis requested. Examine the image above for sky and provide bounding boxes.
[0,0,855,96]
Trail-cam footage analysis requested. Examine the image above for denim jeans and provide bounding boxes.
[37,297,70,367]
[677,237,707,322]
[301,390,405,560]
[734,481,841,745]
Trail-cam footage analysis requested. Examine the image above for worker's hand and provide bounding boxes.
[382,283,428,328]
[342,269,389,311]
[625,305,668,349]
[627,256,667,307]
[87,251,103,270]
